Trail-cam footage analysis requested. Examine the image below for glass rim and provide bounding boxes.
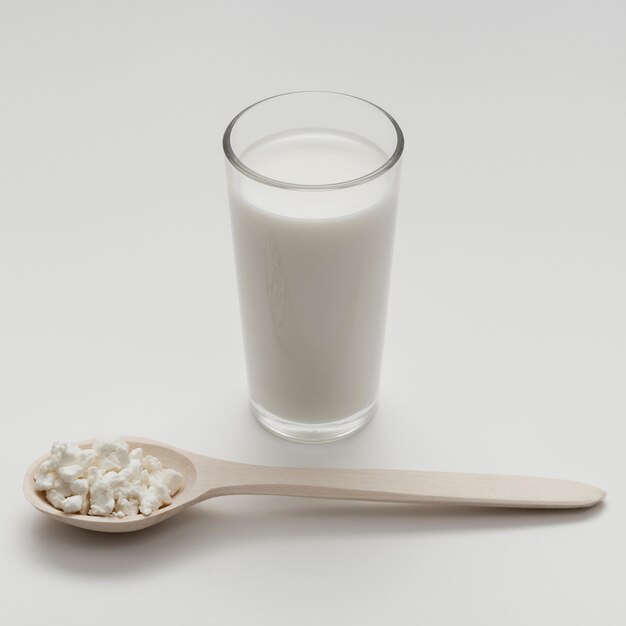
[222,90,404,191]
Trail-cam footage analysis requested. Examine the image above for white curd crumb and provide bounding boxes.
[148,477,172,506]
[116,497,139,517]
[94,438,130,472]
[45,489,66,509]
[35,472,56,491]
[79,449,96,467]
[87,466,101,485]
[129,447,143,461]
[70,478,88,495]
[52,478,73,497]
[138,488,161,516]
[62,495,83,513]
[162,468,183,494]
[34,437,183,519]
[142,455,162,472]
[90,480,115,516]
[58,464,83,483]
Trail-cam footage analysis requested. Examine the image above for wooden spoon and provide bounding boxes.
[23,437,606,533]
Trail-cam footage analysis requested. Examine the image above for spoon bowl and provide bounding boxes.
[24,436,607,533]
[24,438,203,532]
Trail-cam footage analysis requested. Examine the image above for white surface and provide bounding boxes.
[0,1,624,624]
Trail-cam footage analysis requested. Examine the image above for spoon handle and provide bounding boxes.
[207,462,605,508]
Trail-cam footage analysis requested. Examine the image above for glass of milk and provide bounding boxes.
[223,91,403,443]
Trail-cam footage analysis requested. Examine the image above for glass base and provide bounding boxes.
[250,398,377,444]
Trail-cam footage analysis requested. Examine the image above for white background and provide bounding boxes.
[1,1,625,624]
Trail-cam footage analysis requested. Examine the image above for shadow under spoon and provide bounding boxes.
[23,437,607,533]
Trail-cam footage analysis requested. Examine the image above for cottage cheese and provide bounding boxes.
[34,438,183,517]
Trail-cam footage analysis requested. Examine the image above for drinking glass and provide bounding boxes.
[223,91,403,443]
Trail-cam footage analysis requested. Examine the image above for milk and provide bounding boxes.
[228,128,399,425]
